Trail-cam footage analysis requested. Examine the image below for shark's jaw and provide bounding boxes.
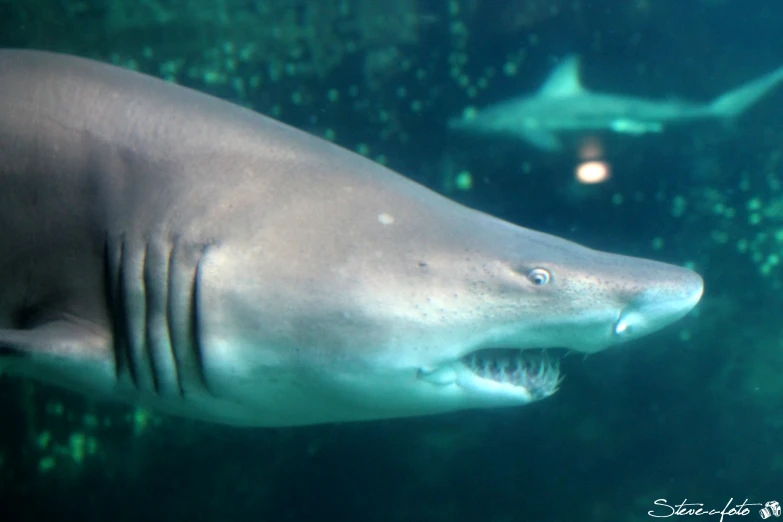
[417,348,563,404]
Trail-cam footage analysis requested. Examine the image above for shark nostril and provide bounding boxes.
[614,307,644,338]
[614,319,633,337]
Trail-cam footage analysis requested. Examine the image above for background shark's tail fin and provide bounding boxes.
[709,64,783,119]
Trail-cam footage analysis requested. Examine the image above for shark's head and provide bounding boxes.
[325,211,702,417]
[199,170,703,426]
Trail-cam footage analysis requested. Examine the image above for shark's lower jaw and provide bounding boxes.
[461,348,562,400]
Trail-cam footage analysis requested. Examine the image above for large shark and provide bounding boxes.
[449,55,783,151]
[0,50,703,427]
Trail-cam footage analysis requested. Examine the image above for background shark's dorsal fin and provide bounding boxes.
[538,56,584,97]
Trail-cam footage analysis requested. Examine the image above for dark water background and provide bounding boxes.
[1,1,782,521]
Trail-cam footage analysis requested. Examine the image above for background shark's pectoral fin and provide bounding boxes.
[0,319,110,365]
[520,129,563,151]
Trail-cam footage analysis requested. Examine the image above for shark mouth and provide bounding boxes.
[461,348,562,399]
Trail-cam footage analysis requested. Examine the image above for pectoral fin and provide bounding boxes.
[0,319,110,363]
[0,318,114,390]
[0,345,24,357]
[520,129,563,151]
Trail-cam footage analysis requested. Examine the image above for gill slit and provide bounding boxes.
[105,234,213,399]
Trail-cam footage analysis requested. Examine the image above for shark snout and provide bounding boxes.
[612,265,703,342]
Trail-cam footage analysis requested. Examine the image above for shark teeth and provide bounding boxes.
[461,349,561,399]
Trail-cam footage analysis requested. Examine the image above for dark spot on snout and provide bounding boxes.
[418,261,428,268]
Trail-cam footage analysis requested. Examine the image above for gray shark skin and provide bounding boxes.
[449,56,783,151]
[0,50,703,427]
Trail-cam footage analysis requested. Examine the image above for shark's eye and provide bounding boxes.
[527,268,551,286]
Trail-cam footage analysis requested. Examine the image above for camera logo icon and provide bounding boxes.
[760,501,781,519]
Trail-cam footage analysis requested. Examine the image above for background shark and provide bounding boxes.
[449,55,783,151]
